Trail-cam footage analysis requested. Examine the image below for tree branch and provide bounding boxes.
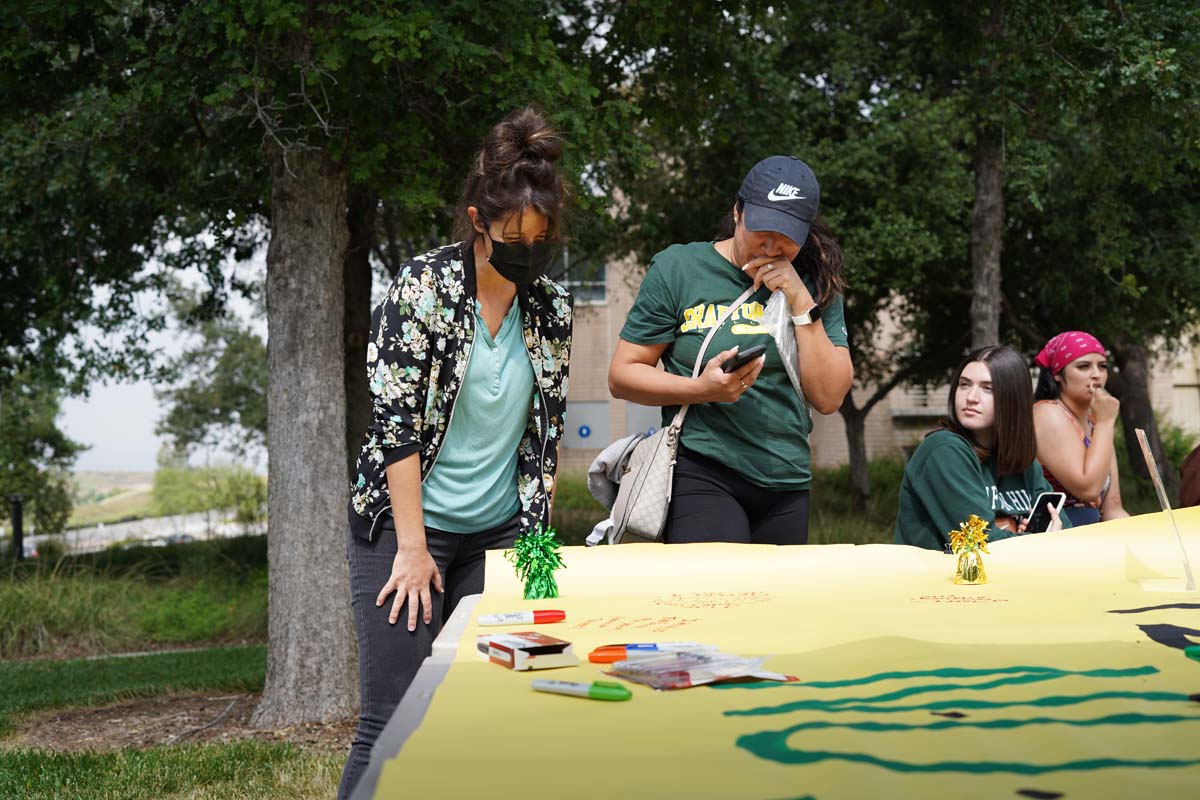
[860,361,923,417]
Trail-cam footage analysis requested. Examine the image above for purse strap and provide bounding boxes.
[669,285,757,431]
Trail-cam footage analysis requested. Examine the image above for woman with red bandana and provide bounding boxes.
[1032,331,1130,526]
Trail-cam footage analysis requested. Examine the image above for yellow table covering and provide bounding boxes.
[376,508,1200,799]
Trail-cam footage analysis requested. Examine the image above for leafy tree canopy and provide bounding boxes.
[1,0,643,388]
[0,368,83,533]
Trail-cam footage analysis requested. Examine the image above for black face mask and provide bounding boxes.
[486,236,558,285]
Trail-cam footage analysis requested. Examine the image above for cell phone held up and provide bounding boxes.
[1024,491,1066,534]
[721,344,767,373]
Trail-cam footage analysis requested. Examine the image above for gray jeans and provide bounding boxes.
[337,514,520,800]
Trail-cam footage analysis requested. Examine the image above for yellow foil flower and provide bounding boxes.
[949,514,990,555]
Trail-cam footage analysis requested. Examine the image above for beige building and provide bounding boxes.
[560,256,1200,473]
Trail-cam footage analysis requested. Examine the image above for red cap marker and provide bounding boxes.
[478,610,566,627]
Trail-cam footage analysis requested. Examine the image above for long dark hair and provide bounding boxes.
[453,107,565,244]
[717,201,846,306]
[1033,367,1060,401]
[943,345,1037,475]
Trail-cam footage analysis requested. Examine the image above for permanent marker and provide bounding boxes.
[478,610,566,626]
[588,642,717,663]
[531,680,632,701]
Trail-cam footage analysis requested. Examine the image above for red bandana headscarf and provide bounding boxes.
[1034,331,1105,375]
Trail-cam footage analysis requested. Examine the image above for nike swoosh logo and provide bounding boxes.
[767,189,805,202]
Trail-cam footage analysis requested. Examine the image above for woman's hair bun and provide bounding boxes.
[488,107,562,169]
[454,107,567,243]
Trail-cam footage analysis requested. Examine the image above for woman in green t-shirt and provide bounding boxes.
[894,345,1065,551]
[609,156,853,544]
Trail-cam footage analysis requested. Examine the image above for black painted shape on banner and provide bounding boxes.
[1136,623,1200,651]
[1016,789,1064,799]
[930,711,968,718]
[1108,603,1200,615]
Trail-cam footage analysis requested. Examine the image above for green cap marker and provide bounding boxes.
[531,679,632,701]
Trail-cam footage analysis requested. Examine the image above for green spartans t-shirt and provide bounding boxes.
[893,429,1070,551]
[620,241,849,490]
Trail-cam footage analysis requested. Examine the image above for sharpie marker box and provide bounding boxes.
[476,632,580,671]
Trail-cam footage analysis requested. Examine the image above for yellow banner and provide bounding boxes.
[376,508,1200,799]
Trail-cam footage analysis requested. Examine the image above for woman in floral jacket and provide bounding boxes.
[339,108,572,799]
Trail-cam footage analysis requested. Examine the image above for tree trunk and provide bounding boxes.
[969,124,1004,350]
[344,187,376,480]
[970,0,1004,350]
[1108,339,1181,501]
[839,395,871,514]
[253,148,357,727]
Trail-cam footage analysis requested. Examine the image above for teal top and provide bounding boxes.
[620,241,848,490]
[422,300,533,533]
[894,430,1071,551]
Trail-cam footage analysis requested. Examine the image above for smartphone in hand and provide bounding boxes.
[721,344,767,373]
[1025,491,1066,533]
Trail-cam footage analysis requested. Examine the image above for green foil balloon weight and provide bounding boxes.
[505,524,565,600]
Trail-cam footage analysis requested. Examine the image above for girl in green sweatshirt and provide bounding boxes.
[895,345,1067,551]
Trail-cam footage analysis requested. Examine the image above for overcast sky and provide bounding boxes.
[61,255,269,474]
[61,379,164,472]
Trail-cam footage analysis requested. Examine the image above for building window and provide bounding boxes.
[890,384,944,420]
[557,247,607,305]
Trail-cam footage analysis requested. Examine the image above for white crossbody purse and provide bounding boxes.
[607,287,756,544]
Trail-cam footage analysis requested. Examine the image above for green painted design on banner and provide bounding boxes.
[742,711,1199,734]
[727,689,1189,717]
[713,665,1157,691]
[723,666,1163,716]
[728,664,1200,773]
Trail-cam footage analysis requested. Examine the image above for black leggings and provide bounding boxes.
[338,515,520,799]
[663,446,810,544]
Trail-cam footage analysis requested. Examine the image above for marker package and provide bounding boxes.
[476,632,580,671]
[605,650,797,690]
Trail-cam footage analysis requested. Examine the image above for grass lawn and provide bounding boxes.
[0,646,343,799]
[0,645,266,734]
[67,486,156,529]
[0,741,342,800]
[1,537,268,660]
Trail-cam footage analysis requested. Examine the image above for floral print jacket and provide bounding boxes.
[349,242,572,541]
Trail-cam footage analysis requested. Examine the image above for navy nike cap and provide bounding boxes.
[737,156,820,246]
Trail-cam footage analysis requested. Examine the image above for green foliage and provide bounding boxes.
[1115,417,1200,514]
[808,459,906,545]
[577,1,1200,399]
[0,371,83,534]
[151,456,267,529]
[0,569,267,659]
[0,742,341,800]
[39,532,267,580]
[33,536,65,564]
[1159,419,1200,468]
[1,535,269,658]
[216,466,268,530]
[135,573,268,645]
[151,464,214,517]
[0,1,642,387]
[0,645,265,733]
[157,310,268,458]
